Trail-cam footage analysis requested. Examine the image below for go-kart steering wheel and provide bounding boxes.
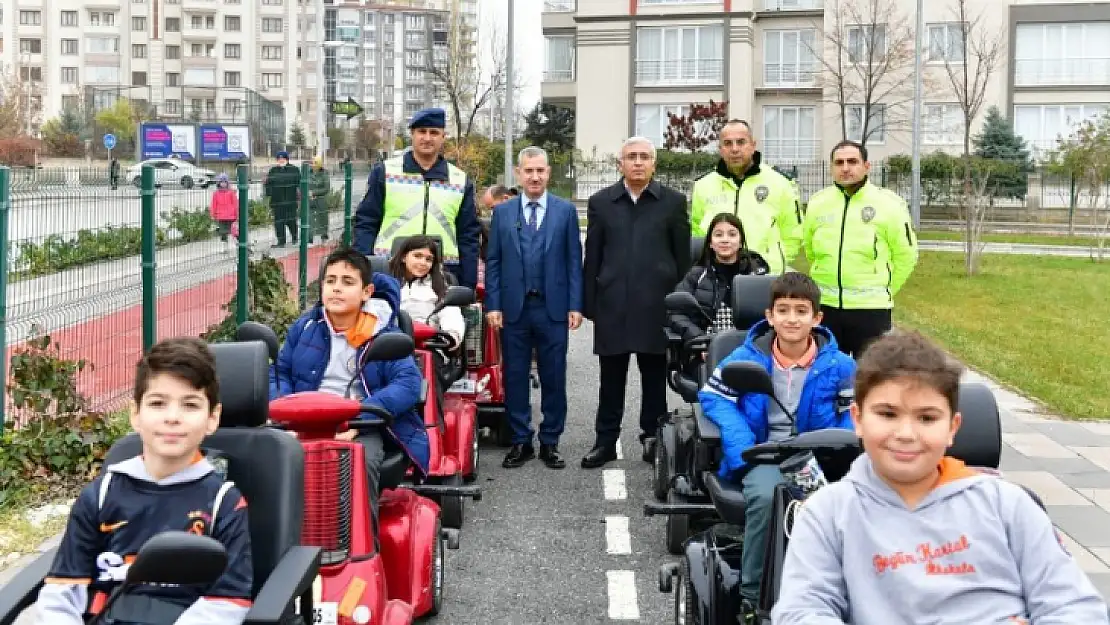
[422,330,457,353]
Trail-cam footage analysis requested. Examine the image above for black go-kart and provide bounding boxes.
[0,340,323,625]
[645,359,1006,625]
[654,272,776,555]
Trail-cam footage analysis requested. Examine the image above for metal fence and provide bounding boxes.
[557,159,1110,225]
[0,161,365,424]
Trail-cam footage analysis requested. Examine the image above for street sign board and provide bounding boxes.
[103,133,117,150]
[329,97,364,120]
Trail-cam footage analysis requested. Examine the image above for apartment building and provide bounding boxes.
[295,0,479,150]
[0,0,300,130]
[542,0,1109,163]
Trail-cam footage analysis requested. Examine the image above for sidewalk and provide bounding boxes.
[916,240,1096,257]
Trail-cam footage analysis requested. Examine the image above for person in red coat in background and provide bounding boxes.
[209,174,239,254]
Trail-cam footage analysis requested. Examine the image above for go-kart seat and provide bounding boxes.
[690,236,705,265]
[693,329,746,443]
[731,273,776,331]
[367,254,391,276]
[947,382,1003,470]
[0,341,322,624]
[395,309,415,338]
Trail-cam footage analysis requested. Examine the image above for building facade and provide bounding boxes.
[542,0,1109,163]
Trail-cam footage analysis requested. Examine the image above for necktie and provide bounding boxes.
[527,202,539,231]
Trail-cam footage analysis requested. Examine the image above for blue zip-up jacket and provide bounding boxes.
[269,272,429,475]
[699,319,856,480]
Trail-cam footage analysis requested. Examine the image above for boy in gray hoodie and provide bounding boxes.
[772,330,1108,625]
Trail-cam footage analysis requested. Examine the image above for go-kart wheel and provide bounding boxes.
[440,475,466,529]
[654,423,673,502]
[464,429,480,483]
[428,517,445,616]
[666,492,690,555]
[675,559,697,625]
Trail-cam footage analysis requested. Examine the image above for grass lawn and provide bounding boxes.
[917,230,1099,247]
[895,252,1110,419]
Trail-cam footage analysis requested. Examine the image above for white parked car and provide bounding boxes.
[127,158,217,189]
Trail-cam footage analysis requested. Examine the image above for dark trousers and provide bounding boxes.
[502,297,569,446]
[820,306,893,358]
[595,352,667,446]
[356,430,384,551]
[273,207,297,245]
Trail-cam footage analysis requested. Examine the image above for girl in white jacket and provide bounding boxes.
[389,235,467,348]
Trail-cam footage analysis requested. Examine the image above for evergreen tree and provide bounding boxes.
[973,106,1033,199]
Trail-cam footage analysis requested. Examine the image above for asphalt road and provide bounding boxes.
[8,322,676,625]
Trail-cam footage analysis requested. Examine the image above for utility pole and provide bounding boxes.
[316,0,328,158]
[502,0,515,188]
[909,0,924,227]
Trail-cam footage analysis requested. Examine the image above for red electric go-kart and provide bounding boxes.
[239,322,482,624]
[402,285,481,530]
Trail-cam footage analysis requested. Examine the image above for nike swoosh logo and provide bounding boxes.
[99,521,128,533]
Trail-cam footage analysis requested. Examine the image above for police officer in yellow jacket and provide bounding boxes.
[353,108,481,289]
[689,120,803,274]
[803,140,919,357]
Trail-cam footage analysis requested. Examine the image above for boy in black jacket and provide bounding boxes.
[36,337,252,625]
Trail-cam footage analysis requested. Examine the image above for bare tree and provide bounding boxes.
[807,0,918,147]
[0,67,43,137]
[424,14,524,144]
[941,0,1005,275]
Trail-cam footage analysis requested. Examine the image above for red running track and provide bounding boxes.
[8,246,330,413]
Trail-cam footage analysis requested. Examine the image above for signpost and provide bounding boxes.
[329,97,364,120]
[103,133,116,161]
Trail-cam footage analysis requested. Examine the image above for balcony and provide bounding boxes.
[1014,58,1110,87]
[544,69,574,82]
[763,63,817,88]
[761,139,821,162]
[635,58,723,86]
[543,0,574,12]
[761,0,823,10]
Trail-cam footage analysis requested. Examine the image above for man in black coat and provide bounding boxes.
[581,136,691,468]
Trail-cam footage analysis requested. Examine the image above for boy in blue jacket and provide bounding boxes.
[698,271,855,621]
[270,247,425,542]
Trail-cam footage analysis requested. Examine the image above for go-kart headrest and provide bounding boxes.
[731,274,776,330]
[210,341,270,427]
[690,236,705,265]
[367,254,390,276]
[947,382,1002,469]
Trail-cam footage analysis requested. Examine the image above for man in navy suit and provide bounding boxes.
[485,146,584,469]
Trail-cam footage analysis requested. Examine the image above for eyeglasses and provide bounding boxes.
[622,152,654,163]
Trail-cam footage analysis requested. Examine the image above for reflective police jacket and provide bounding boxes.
[689,153,803,275]
[802,180,919,310]
[352,151,480,290]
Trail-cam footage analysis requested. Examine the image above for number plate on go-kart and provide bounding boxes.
[448,378,477,394]
[313,602,338,624]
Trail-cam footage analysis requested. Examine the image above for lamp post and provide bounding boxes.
[316,3,343,158]
[502,0,515,187]
[909,0,924,227]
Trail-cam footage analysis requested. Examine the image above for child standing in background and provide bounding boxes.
[209,174,239,254]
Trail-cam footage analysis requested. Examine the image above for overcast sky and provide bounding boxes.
[478,0,543,110]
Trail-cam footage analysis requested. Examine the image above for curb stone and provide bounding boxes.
[0,534,62,585]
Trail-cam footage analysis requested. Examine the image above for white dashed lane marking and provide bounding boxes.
[603,469,627,500]
[605,515,632,555]
[606,570,641,620]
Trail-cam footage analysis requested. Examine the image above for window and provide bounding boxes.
[183,68,216,85]
[1015,22,1110,86]
[763,29,817,86]
[636,24,724,85]
[846,24,886,63]
[133,44,147,58]
[166,45,181,59]
[639,0,722,4]
[634,104,690,148]
[61,39,78,55]
[88,11,116,26]
[761,0,822,8]
[846,104,885,143]
[190,43,215,57]
[62,67,79,84]
[19,39,41,54]
[19,67,42,81]
[224,71,240,86]
[167,72,180,86]
[132,16,146,31]
[62,95,80,111]
[762,105,817,161]
[922,103,964,145]
[19,11,41,26]
[544,36,574,82]
[405,50,425,66]
[224,99,243,115]
[60,11,78,27]
[1014,103,1109,157]
[225,43,241,58]
[86,65,120,83]
[166,17,180,32]
[132,71,148,86]
[224,16,240,31]
[262,73,284,88]
[927,23,965,63]
[404,14,425,30]
[262,18,283,33]
[261,45,282,60]
[164,99,181,115]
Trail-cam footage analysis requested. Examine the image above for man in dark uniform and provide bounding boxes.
[264,150,301,247]
[582,136,691,468]
[352,108,481,290]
